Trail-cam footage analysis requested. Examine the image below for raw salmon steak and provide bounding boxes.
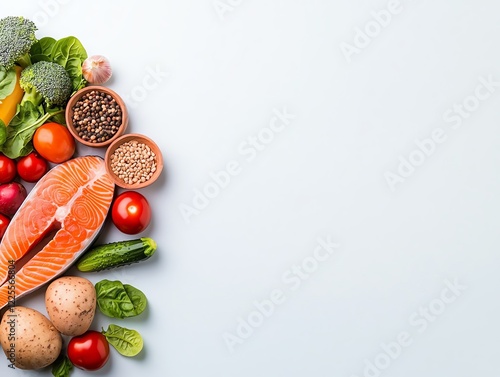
[0,156,114,309]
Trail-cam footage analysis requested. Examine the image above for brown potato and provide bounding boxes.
[45,276,96,336]
[0,306,62,369]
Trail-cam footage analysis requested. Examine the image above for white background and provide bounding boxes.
[2,1,500,376]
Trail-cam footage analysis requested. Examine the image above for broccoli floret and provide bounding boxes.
[20,61,72,107]
[0,16,37,70]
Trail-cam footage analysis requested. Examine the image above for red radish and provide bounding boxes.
[0,182,27,217]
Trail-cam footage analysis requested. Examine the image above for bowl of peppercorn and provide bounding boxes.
[65,85,128,147]
[104,133,164,189]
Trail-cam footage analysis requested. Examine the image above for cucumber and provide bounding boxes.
[77,237,157,272]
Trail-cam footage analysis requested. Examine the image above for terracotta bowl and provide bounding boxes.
[65,85,128,147]
[105,133,163,189]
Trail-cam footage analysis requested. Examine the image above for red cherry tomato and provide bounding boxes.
[16,152,48,183]
[111,191,151,234]
[0,155,16,184]
[0,214,9,240]
[67,331,110,371]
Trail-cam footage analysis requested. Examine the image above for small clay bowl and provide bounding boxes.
[65,85,128,147]
[105,133,163,189]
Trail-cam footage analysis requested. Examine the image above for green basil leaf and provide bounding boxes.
[52,36,87,66]
[51,355,73,377]
[0,120,6,146]
[51,36,87,92]
[95,280,147,319]
[38,37,57,57]
[124,284,147,316]
[0,66,17,101]
[30,54,52,64]
[65,56,86,93]
[30,37,57,63]
[102,324,143,357]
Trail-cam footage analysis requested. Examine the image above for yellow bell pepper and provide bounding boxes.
[0,66,24,126]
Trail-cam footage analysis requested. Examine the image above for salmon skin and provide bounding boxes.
[0,156,114,309]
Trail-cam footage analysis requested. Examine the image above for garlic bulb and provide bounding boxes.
[82,55,112,84]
